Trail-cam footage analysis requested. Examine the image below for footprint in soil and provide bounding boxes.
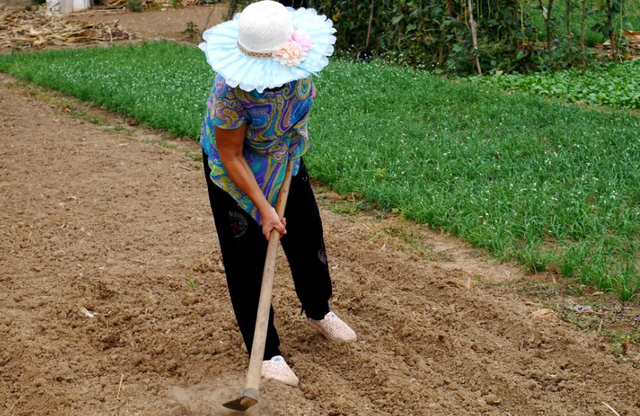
[169,377,261,416]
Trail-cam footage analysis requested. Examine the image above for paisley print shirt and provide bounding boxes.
[201,74,314,224]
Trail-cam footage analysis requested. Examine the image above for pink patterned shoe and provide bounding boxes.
[261,356,299,386]
[307,311,357,343]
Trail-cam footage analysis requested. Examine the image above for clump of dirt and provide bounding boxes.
[517,275,640,365]
[1,74,640,416]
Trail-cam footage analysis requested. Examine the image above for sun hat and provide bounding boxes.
[199,0,337,93]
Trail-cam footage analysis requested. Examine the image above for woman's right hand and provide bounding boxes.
[260,205,287,240]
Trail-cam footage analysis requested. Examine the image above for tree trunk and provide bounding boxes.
[467,0,482,74]
[566,0,572,63]
[547,0,556,51]
[366,0,374,49]
[580,0,588,68]
[580,0,587,67]
[607,0,619,62]
[538,0,556,51]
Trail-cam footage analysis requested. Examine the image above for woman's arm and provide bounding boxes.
[214,125,286,240]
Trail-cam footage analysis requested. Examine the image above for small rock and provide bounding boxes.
[483,394,501,406]
[532,308,556,320]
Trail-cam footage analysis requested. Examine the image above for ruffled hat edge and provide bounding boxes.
[199,4,336,93]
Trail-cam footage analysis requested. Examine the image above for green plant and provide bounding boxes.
[592,0,624,61]
[127,0,143,13]
[187,278,200,294]
[310,0,537,74]
[220,1,640,73]
[182,20,199,40]
[526,0,640,62]
[469,59,640,108]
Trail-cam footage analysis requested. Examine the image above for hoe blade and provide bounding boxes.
[222,389,258,412]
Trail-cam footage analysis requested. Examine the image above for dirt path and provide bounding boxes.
[71,4,226,43]
[2,73,640,416]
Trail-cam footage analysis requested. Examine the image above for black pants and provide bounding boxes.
[203,151,332,359]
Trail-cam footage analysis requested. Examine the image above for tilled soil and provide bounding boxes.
[1,13,640,414]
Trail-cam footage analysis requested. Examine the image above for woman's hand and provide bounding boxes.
[260,205,287,240]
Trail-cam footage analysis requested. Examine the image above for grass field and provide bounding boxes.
[1,41,639,300]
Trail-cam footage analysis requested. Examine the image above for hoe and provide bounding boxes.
[223,160,294,412]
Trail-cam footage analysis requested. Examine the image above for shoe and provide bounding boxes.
[261,355,299,386]
[307,311,357,343]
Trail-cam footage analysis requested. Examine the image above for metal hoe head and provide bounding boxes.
[222,388,259,412]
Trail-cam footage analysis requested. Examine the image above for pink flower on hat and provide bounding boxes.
[273,30,313,67]
[291,29,313,52]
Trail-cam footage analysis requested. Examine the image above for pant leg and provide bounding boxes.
[202,150,282,360]
[280,159,333,320]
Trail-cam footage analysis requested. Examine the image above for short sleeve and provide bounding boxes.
[212,76,248,130]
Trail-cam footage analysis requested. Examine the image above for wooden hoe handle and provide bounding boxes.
[242,159,295,402]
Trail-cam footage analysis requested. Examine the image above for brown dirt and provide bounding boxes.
[71,4,226,43]
[2,7,640,416]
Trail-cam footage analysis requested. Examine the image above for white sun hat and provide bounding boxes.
[199,0,337,93]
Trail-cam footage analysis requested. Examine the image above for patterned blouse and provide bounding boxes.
[200,73,314,224]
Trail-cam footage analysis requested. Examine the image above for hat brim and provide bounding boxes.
[199,7,336,93]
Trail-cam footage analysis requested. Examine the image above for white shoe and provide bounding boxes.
[307,311,357,343]
[261,355,299,386]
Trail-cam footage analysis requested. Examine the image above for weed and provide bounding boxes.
[69,112,108,126]
[126,0,143,12]
[103,125,125,133]
[185,151,202,163]
[182,21,200,41]
[187,278,199,294]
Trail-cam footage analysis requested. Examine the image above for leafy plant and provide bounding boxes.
[218,1,639,73]
[311,0,537,74]
[470,59,640,109]
[592,0,624,61]
[126,0,143,12]
[182,20,199,41]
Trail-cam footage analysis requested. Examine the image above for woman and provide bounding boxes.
[199,1,356,386]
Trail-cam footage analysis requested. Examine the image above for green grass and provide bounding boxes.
[1,41,639,300]
[0,42,215,138]
[469,59,640,109]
